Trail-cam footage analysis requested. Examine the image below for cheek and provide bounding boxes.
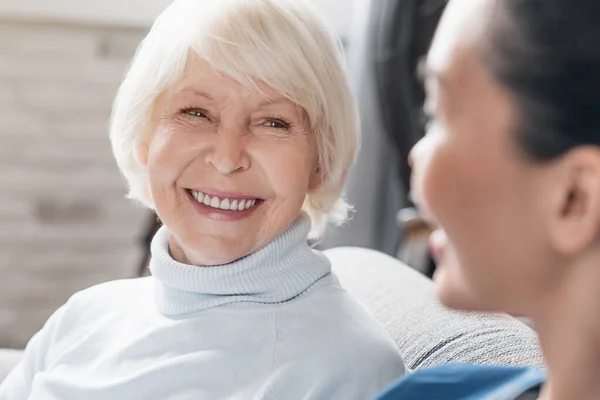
[146,126,194,185]
[422,143,508,309]
[253,139,315,197]
[420,120,510,237]
[422,132,547,311]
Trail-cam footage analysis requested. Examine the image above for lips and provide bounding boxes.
[429,228,448,262]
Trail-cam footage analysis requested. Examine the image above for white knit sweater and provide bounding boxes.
[0,215,405,399]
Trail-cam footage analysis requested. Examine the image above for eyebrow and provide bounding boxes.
[256,97,293,109]
[176,88,214,101]
[175,87,293,109]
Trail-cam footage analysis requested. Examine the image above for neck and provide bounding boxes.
[532,257,600,400]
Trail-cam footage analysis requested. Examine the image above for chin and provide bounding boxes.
[435,280,470,311]
[434,266,490,312]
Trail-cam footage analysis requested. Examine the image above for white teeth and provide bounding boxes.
[191,190,258,211]
[219,198,230,210]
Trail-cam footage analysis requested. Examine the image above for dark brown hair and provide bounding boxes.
[484,0,600,160]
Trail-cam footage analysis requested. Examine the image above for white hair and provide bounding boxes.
[110,0,359,238]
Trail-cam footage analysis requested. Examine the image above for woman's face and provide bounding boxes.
[410,0,561,314]
[140,57,319,266]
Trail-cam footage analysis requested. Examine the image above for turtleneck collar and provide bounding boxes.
[149,214,333,316]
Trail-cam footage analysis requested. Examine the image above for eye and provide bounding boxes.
[264,118,290,130]
[266,121,285,129]
[181,108,208,119]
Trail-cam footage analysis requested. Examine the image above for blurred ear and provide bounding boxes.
[546,148,600,256]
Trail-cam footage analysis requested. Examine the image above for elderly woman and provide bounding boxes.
[0,0,405,398]
[375,0,600,399]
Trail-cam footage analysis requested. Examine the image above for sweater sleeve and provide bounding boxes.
[262,339,406,400]
[259,289,406,400]
[0,304,67,400]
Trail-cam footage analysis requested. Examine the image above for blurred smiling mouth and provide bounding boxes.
[186,189,263,211]
[413,204,448,262]
[429,228,448,262]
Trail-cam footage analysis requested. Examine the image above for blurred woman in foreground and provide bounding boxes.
[377,0,600,399]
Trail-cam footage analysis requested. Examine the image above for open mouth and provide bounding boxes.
[412,208,447,262]
[429,228,448,262]
[186,189,263,211]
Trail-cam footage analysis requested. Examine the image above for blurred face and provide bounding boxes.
[139,56,319,266]
[410,0,561,314]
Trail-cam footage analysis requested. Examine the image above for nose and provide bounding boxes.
[408,140,421,169]
[408,134,430,169]
[204,131,250,175]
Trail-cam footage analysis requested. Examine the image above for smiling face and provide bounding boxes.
[139,56,320,266]
[410,0,565,314]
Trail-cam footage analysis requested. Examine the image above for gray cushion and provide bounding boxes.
[327,247,544,370]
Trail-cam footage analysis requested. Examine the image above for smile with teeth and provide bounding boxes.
[189,190,259,211]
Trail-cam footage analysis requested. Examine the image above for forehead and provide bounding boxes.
[170,55,292,106]
[427,0,495,76]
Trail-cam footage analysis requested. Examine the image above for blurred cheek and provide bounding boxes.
[411,132,489,308]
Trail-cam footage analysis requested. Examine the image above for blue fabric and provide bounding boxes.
[375,364,546,400]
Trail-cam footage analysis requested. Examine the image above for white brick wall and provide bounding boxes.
[0,20,148,348]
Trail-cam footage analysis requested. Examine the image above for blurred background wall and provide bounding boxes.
[0,20,148,348]
[0,0,357,348]
[0,0,354,33]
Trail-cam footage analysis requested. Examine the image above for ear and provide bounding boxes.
[137,141,150,167]
[308,165,324,191]
[546,148,600,256]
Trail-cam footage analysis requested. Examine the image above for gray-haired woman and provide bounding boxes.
[0,0,405,399]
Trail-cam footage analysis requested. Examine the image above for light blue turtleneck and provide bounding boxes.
[0,215,405,400]
[150,215,335,314]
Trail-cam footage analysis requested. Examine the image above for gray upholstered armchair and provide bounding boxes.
[326,247,542,370]
[0,247,543,383]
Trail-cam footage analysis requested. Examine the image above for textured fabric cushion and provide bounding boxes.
[0,349,22,382]
[326,247,544,371]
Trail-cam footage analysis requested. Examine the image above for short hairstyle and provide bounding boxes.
[483,0,600,161]
[110,0,359,238]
